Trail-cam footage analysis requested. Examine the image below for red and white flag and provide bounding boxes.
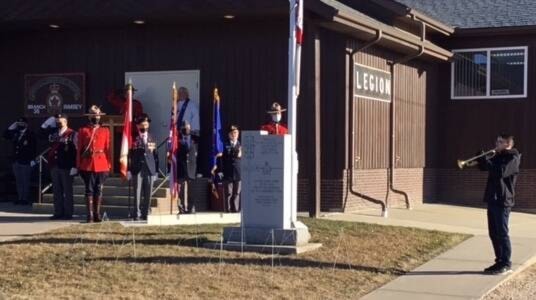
[168,82,180,198]
[119,80,133,179]
[290,0,303,96]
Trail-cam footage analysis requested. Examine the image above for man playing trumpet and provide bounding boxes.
[469,134,521,275]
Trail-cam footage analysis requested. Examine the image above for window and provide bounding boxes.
[451,47,527,99]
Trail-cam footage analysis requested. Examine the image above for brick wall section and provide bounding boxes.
[434,169,536,209]
[298,168,433,213]
[298,168,535,213]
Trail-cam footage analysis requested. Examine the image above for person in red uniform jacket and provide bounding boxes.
[260,102,288,135]
[77,105,111,223]
[107,84,144,137]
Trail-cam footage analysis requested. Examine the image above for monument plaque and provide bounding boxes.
[241,132,291,229]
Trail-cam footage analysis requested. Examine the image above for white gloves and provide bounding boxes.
[152,175,158,181]
[127,171,132,181]
[69,168,78,176]
[41,116,56,129]
[30,160,37,167]
[8,122,17,130]
[217,172,224,180]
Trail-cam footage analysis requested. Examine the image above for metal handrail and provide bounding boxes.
[36,147,51,204]
[151,137,170,197]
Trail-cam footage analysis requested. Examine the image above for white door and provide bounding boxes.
[125,70,200,171]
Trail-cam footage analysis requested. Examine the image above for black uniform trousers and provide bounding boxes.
[487,204,512,267]
[132,164,154,219]
[50,167,74,217]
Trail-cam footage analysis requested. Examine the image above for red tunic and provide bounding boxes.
[77,125,111,172]
[260,122,288,136]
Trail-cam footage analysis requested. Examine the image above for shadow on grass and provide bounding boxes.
[90,255,406,275]
[0,237,210,247]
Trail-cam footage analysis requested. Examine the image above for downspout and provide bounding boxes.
[385,17,426,214]
[345,29,388,216]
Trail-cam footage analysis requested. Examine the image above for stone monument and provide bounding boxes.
[216,131,321,254]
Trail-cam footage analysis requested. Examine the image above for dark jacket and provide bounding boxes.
[478,149,521,207]
[129,133,159,176]
[177,134,198,180]
[220,140,241,181]
[41,127,77,170]
[3,128,37,165]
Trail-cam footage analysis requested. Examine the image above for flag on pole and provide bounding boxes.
[168,82,180,198]
[211,87,224,172]
[292,0,303,95]
[119,78,133,179]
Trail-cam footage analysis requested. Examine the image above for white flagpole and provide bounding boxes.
[287,0,302,225]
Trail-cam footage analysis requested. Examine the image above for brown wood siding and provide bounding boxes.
[437,34,536,168]
[349,44,437,170]
[0,20,289,174]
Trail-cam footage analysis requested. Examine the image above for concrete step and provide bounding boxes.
[41,194,162,207]
[73,176,167,187]
[33,203,131,218]
[72,185,169,198]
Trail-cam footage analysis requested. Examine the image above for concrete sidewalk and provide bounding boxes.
[0,202,79,242]
[324,204,536,300]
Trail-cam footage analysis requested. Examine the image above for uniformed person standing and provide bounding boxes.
[41,113,78,220]
[216,125,242,212]
[2,117,37,205]
[177,120,198,213]
[77,106,111,223]
[127,114,158,221]
[260,102,288,135]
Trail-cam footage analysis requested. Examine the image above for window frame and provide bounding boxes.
[450,46,528,100]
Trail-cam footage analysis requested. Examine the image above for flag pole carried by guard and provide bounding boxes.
[120,78,133,217]
[168,82,180,214]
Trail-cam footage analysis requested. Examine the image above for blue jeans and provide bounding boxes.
[487,204,512,267]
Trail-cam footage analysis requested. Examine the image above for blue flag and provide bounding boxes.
[211,88,224,172]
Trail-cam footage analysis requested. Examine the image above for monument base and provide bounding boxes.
[203,221,321,255]
[203,241,322,255]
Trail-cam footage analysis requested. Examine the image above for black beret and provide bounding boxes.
[135,113,151,124]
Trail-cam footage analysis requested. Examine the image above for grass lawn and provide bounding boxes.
[0,218,469,299]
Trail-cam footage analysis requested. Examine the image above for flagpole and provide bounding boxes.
[127,78,133,219]
[288,0,302,225]
[171,82,178,215]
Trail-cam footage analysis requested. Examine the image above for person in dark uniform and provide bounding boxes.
[77,105,111,223]
[177,120,198,213]
[127,114,158,221]
[216,125,242,212]
[40,113,78,220]
[3,117,37,205]
[477,134,521,275]
[260,102,288,135]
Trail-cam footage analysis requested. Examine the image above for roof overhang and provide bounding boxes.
[371,0,454,36]
[309,0,453,61]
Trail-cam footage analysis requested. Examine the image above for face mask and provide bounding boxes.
[139,128,147,133]
[90,118,99,125]
[181,128,189,135]
[272,114,282,123]
[17,125,26,130]
[56,122,63,128]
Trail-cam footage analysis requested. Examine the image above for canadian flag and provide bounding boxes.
[119,80,133,179]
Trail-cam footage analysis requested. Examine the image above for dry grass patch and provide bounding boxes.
[0,218,469,299]
[484,262,536,300]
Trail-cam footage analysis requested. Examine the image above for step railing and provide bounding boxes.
[36,147,51,204]
[151,137,170,197]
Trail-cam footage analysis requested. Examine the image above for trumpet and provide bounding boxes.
[457,149,496,169]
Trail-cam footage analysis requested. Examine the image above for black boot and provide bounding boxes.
[86,196,94,223]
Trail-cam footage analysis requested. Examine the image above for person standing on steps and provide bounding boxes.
[77,105,111,223]
[127,114,158,221]
[41,113,78,220]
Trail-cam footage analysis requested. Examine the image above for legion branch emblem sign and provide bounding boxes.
[24,73,85,117]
